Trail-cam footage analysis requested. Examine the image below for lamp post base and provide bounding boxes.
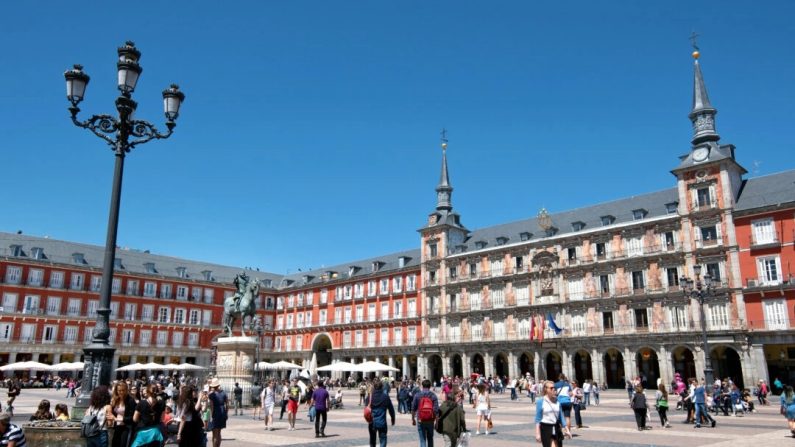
[73,343,116,419]
[704,366,714,391]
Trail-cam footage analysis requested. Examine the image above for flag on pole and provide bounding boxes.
[529,316,535,341]
[547,312,564,335]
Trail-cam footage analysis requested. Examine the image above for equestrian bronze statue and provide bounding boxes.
[222,272,260,337]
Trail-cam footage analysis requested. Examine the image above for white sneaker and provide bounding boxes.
[485,431,490,435]
[476,430,480,435]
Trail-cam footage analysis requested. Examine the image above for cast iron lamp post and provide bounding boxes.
[64,41,184,408]
[680,264,716,388]
[254,317,264,382]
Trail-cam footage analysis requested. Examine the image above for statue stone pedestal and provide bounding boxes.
[214,336,257,407]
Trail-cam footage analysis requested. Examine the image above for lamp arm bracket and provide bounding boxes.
[71,113,119,148]
[128,119,173,149]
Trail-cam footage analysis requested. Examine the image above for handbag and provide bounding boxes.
[435,405,456,434]
[486,413,493,430]
[363,395,373,423]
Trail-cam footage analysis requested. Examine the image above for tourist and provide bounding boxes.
[29,399,54,421]
[207,378,228,447]
[111,381,137,447]
[780,385,795,437]
[5,380,19,415]
[0,412,26,447]
[592,382,600,406]
[130,384,164,447]
[553,374,573,439]
[758,380,770,405]
[534,380,564,447]
[287,379,301,430]
[250,381,262,420]
[439,387,466,447]
[367,380,395,447]
[359,380,368,406]
[55,403,70,421]
[86,385,111,447]
[175,385,204,447]
[630,385,649,431]
[693,380,716,429]
[199,389,211,431]
[261,380,276,431]
[654,382,671,428]
[582,380,591,407]
[411,379,439,447]
[279,380,290,420]
[473,383,491,435]
[570,380,584,429]
[232,382,243,416]
[309,381,330,438]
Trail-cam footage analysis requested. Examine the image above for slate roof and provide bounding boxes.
[735,169,795,212]
[277,248,422,287]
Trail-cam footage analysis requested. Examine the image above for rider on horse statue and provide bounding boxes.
[232,272,249,312]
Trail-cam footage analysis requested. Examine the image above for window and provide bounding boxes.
[343,332,351,349]
[567,278,584,301]
[380,302,389,320]
[50,271,64,288]
[306,291,314,305]
[67,298,81,316]
[203,288,214,303]
[188,333,200,348]
[90,275,102,292]
[276,316,284,330]
[368,303,376,321]
[64,326,78,344]
[172,332,184,347]
[27,269,43,287]
[286,314,293,329]
[381,328,389,346]
[631,271,645,291]
[449,266,457,280]
[490,259,503,276]
[380,278,389,295]
[696,187,713,208]
[601,216,614,226]
[189,309,200,325]
[0,323,11,342]
[428,242,438,258]
[296,313,304,328]
[394,327,403,346]
[159,284,172,299]
[602,312,614,333]
[110,302,119,319]
[125,280,138,296]
[320,289,328,303]
[69,273,85,290]
[595,242,607,259]
[752,218,777,245]
[626,237,643,257]
[408,299,416,318]
[143,282,156,297]
[319,309,327,326]
[112,278,121,294]
[343,285,352,300]
[470,290,481,310]
[354,283,364,298]
[46,296,61,315]
[355,306,363,323]
[699,225,719,245]
[22,295,40,314]
[634,308,649,330]
[174,308,186,324]
[491,287,505,308]
[141,304,154,321]
[368,329,376,347]
[707,303,730,329]
[158,307,171,323]
[666,267,680,289]
[4,266,21,284]
[334,308,342,324]
[570,314,586,336]
[632,209,646,220]
[367,281,376,297]
[668,305,689,331]
[567,247,577,262]
[125,303,136,320]
[305,311,312,327]
[663,231,676,249]
[87,300,98,318]
[407,275,416,291]
[176,286,188,300]
[140,330,151,347]
[665,202,678,214]
[84,326,95,343]
[21,323,36,343]
[120,329,134,346]
[157,331,168,347]
[394,301,402,319]
[288,295,295,308]
[515,285,529,306]
[355,330,363,347]
[758,256,782,285]
[706,262,721,282]
[394,276,403,293]
[599,275,611,296]
[42,325,57,344]
[408,326,416,344]
[514,256,524,273]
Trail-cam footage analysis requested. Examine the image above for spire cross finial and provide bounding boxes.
[440,128,448,149]
[689,31,700,51]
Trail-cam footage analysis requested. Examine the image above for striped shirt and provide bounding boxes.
[1,423,27,447]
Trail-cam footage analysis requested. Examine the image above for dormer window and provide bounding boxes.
[348,266,360,278]
[72,252,85,264]
[632,209,647,220]
[474,241,487,250]
[398,256,410,268]
[545,227,558,237]
[496,237,508,246]
[201,270,212,281]
[324,271,337,280]
[176,266,187,278]
[371,261,384,272]
[455,244,466,253]
[600,215,615,226]
[263,279,272,288]
[114,258,124,270]
[144,263,157,274]
[9,245,22,257]
[31,247,44,260]
[303,275,314,284]
[665,202,678,214]
[281,279,294,287]
[571,221,585,232]
[519,232,532,241]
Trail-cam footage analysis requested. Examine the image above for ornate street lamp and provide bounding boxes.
[254,317,264,382]
[680,265,717,387]
[64,41,184,410]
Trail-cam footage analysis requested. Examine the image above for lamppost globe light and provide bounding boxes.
[64,64,90,106]
[693,264,702,276]
[117,41,143,94]
[162,84,185,121]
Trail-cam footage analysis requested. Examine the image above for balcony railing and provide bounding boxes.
[695,236,721,249]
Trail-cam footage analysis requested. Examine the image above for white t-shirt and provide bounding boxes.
[540,398,560,424]
[583,383,592,393]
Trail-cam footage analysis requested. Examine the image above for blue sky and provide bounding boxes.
[2,1,794,274]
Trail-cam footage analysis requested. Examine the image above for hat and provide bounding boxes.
[209,378,221,389]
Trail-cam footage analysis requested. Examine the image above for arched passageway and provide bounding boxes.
[494,353,509,378]
[428,355,443,383]
[545,352,562,381]
[603,349,624,388]
[672,346,696,380]
[711,346,744,389]
[518,353,534,377]
[573,350,592,384]
[471,354,485,376]
[312,334,333,370]
[635,348,660,389]
[451,354,463,378]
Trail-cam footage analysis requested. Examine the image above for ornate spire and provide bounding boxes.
[688,38,720,146]
[436,129,453,211]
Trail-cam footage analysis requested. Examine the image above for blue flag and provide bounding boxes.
[547,312,564,335]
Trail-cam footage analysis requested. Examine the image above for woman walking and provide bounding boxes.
[86,386,112,447]
[780,385,795,437]
[473,383,491,435]
[534,380,564,447]
[655,383,671,428]
[630,385,650,431]
[111,382,137,447]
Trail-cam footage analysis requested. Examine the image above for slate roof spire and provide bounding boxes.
[436,129,453,211]
[688,46,720,146]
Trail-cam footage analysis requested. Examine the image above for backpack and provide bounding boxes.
[80,408,101,438]
[418,394,435,422]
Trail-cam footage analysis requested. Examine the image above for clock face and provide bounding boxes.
[693,147,709,162]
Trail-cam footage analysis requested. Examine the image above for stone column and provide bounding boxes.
[461,352,470,378]
[53,353,62,364]
[693,345,706,381]
[388,356,396,378]
[508,352,517,379]
[624,347,636,381]
[484,353,492,377]
[403,356,410,380]
[591,348,602,384]
[534,351,542,380]
[560,350,571,380]
[748,344,768,385]
[417,354,427,380]
[442,353,451,378]
[658,346,671,387]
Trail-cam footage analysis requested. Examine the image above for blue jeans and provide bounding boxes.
[417,421,434,447]
[510,388,517,400]
[583,392,590,406]
[369,424,388,447]
[86,430,108,447]
[694,403,714,426]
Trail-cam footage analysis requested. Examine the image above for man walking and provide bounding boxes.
[310,381,330,438]
[233,382,243,416]
[693,380,716,429]
[411,379,439,447]
[582,380,591,407]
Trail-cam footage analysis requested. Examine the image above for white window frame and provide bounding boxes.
[763,299,788,330]
[757,256,783,286]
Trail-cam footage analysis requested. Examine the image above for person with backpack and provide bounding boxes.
[367,380,395,447]
[630,385,649,431]
[411,379,439,447]
[472,383,491,435]
[553,374,573,439]
[439,387,467,447]
[535,380,565,447]
[83,385,111,447]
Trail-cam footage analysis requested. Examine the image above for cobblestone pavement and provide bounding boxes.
[7,387,792,446]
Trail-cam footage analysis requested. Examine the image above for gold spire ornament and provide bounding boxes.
[690,31,700,59]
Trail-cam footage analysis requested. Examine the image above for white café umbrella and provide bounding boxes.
[0,361,52,371]
[317,361,357,372]
[140,362,165,370]
[50,361,84,371]
[161,363,181,371]
[178,363,207,371]
[358,360,400,373]
[254,361,272,371]
[116,363,144,371]
[268,360,302,371]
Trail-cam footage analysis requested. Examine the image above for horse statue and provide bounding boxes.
[222,273,260,337]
